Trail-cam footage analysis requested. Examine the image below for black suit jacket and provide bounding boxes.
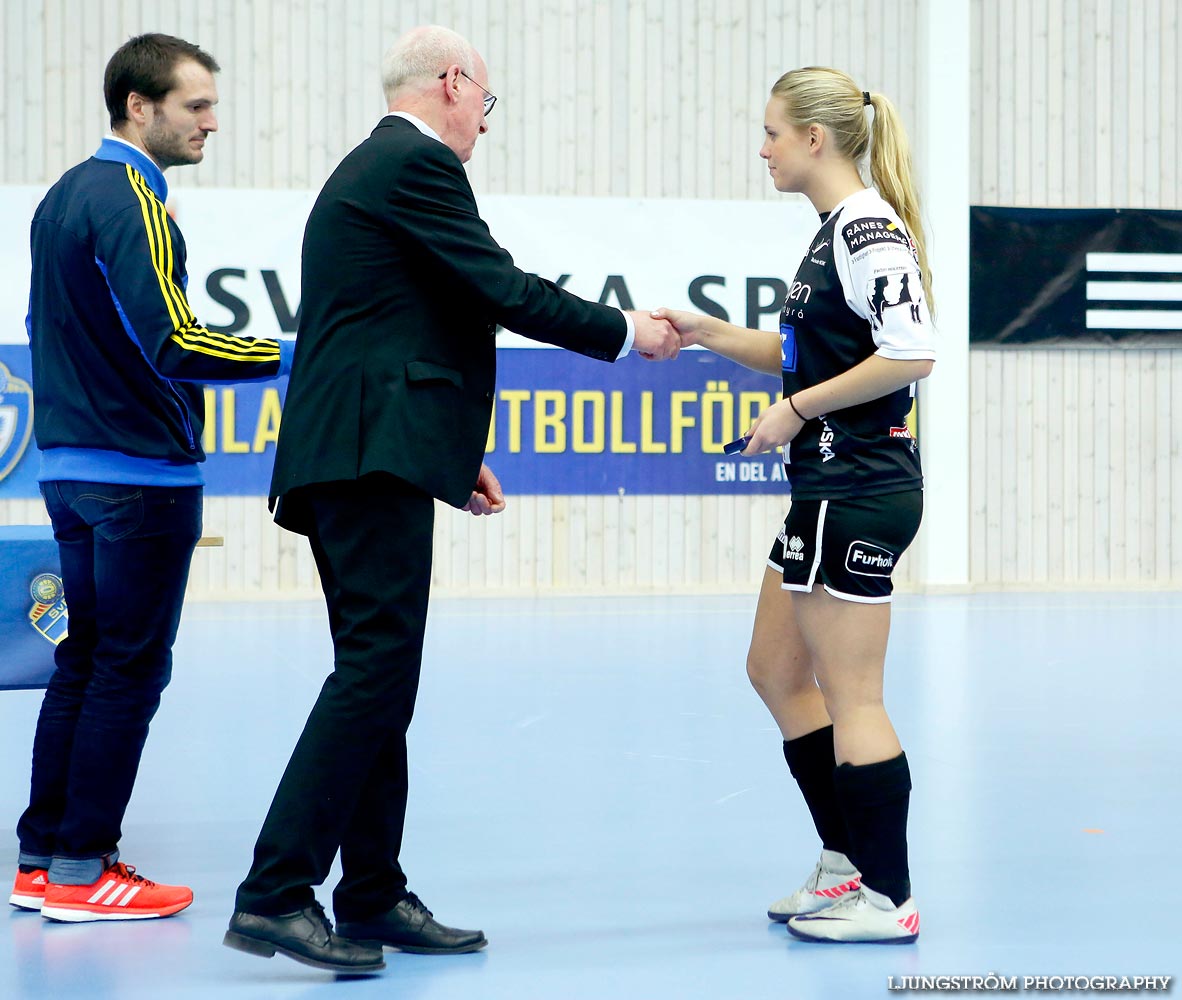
[270,116,627,527]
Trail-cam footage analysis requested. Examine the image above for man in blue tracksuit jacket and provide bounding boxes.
[10,33,294,923]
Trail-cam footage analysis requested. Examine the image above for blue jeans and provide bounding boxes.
[16,481,202,885]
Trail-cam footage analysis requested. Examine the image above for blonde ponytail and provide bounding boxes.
[865,92,934,317]
[771,68,935,317]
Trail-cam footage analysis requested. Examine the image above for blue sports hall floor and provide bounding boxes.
[1,591,1178,999]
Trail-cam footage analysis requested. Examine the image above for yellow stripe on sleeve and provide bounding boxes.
[171,328,280,360]
[125,167,281,369]
[168,334,279,363]
[129,169,194,325]
[127,165,183,330]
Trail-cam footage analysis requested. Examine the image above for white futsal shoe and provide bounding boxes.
[786,883,919,943]
[766,849,861,922]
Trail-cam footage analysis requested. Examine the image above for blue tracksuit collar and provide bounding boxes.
[95,137,168,201]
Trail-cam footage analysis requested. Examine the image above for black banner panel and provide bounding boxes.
[970,207,1182,346]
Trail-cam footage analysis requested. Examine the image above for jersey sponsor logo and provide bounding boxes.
[784,535,806,562]
[818,416,836,463]
[866,272,924,330]
[843,217,914,255]
[780,322,798,372]
[0,362,34,487]
[812,238,830,255]
[787,280,812,303]
[845,541,896,577]
[890,424,918,453]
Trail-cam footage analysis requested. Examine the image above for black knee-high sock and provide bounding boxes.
[783,726,850,857]
[834,752,912,907]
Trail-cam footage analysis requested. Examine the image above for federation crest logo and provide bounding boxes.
[0,361,35,486]
[28,573,68,646]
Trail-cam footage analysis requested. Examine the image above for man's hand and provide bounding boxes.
[462,463,507,515]
[650,307,708,348]
[628,311,680,361]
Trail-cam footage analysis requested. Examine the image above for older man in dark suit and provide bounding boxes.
[223,24,679,973]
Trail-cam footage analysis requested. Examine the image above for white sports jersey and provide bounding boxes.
[779,187,936,500]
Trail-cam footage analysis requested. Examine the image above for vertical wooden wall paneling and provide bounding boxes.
[1095,347,1114,580]
[1141,353,1161,579]
[1046,0,1064,205]
[1169,0,1181,207]
[1172,354,1182,577]
[5,1,1180,594]
[1076,351,1097,582]
[1060,351,1079,582]
[978,0,997,203]
[1030,0,1050,207]
[1030,351,1049,583]
[1062,0,1081,203]
[986,352,1005,581]
[1134,0,1154,206]
[1013,0,1033,206]
[1114,0,1134,205]
[968,348,986,581]
[1094,0,1113,203]
[1054,352,1073,583]
[1013,351,1033,582]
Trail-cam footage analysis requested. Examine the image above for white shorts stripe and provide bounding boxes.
[806,500,828,589]
[822,583,893,604]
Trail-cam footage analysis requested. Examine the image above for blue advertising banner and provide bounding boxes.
[0,343,789,498]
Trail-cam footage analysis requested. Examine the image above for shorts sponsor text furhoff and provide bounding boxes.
[846,540,895,577]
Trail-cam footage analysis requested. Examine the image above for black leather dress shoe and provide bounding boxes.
[224,902,385,973]
[336,892,487,955]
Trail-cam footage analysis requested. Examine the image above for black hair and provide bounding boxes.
[104,33,220,128]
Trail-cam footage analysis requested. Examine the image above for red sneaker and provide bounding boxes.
[10,868,49,911]
[40,863,193,922]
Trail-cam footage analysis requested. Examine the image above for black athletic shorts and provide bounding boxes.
[766,489,923,604]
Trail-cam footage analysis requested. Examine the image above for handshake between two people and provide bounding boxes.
[628,308,702,361]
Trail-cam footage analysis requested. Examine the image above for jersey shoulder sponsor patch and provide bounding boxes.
[842,217,914,255]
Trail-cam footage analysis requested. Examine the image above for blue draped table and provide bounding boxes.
[0,525,63,690]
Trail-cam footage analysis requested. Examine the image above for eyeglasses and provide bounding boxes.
[438,69,497,117]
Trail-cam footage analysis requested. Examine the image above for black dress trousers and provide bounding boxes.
[235,472,435,919]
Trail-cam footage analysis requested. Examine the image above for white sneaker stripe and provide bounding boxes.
[104,885,128,905]
[117,886,142,906]
[87,880,117,904]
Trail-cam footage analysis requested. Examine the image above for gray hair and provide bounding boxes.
[381,25,477,102]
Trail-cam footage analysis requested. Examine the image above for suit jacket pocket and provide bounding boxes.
[406,360,463,387]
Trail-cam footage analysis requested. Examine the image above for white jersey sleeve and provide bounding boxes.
[832,191,937,361]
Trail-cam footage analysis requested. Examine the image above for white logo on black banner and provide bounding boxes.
[1085,252,1182,332]
[846,541,895,577]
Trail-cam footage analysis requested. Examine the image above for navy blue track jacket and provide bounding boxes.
[27,137,294,486]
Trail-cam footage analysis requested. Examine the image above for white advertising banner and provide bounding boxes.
[1,184,826,497]
[1,185,819,344]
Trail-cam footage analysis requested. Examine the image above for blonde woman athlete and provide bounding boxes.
[657,66,936,944]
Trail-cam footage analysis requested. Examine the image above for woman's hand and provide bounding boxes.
[650,307,709,348]
[742,397,806,454]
